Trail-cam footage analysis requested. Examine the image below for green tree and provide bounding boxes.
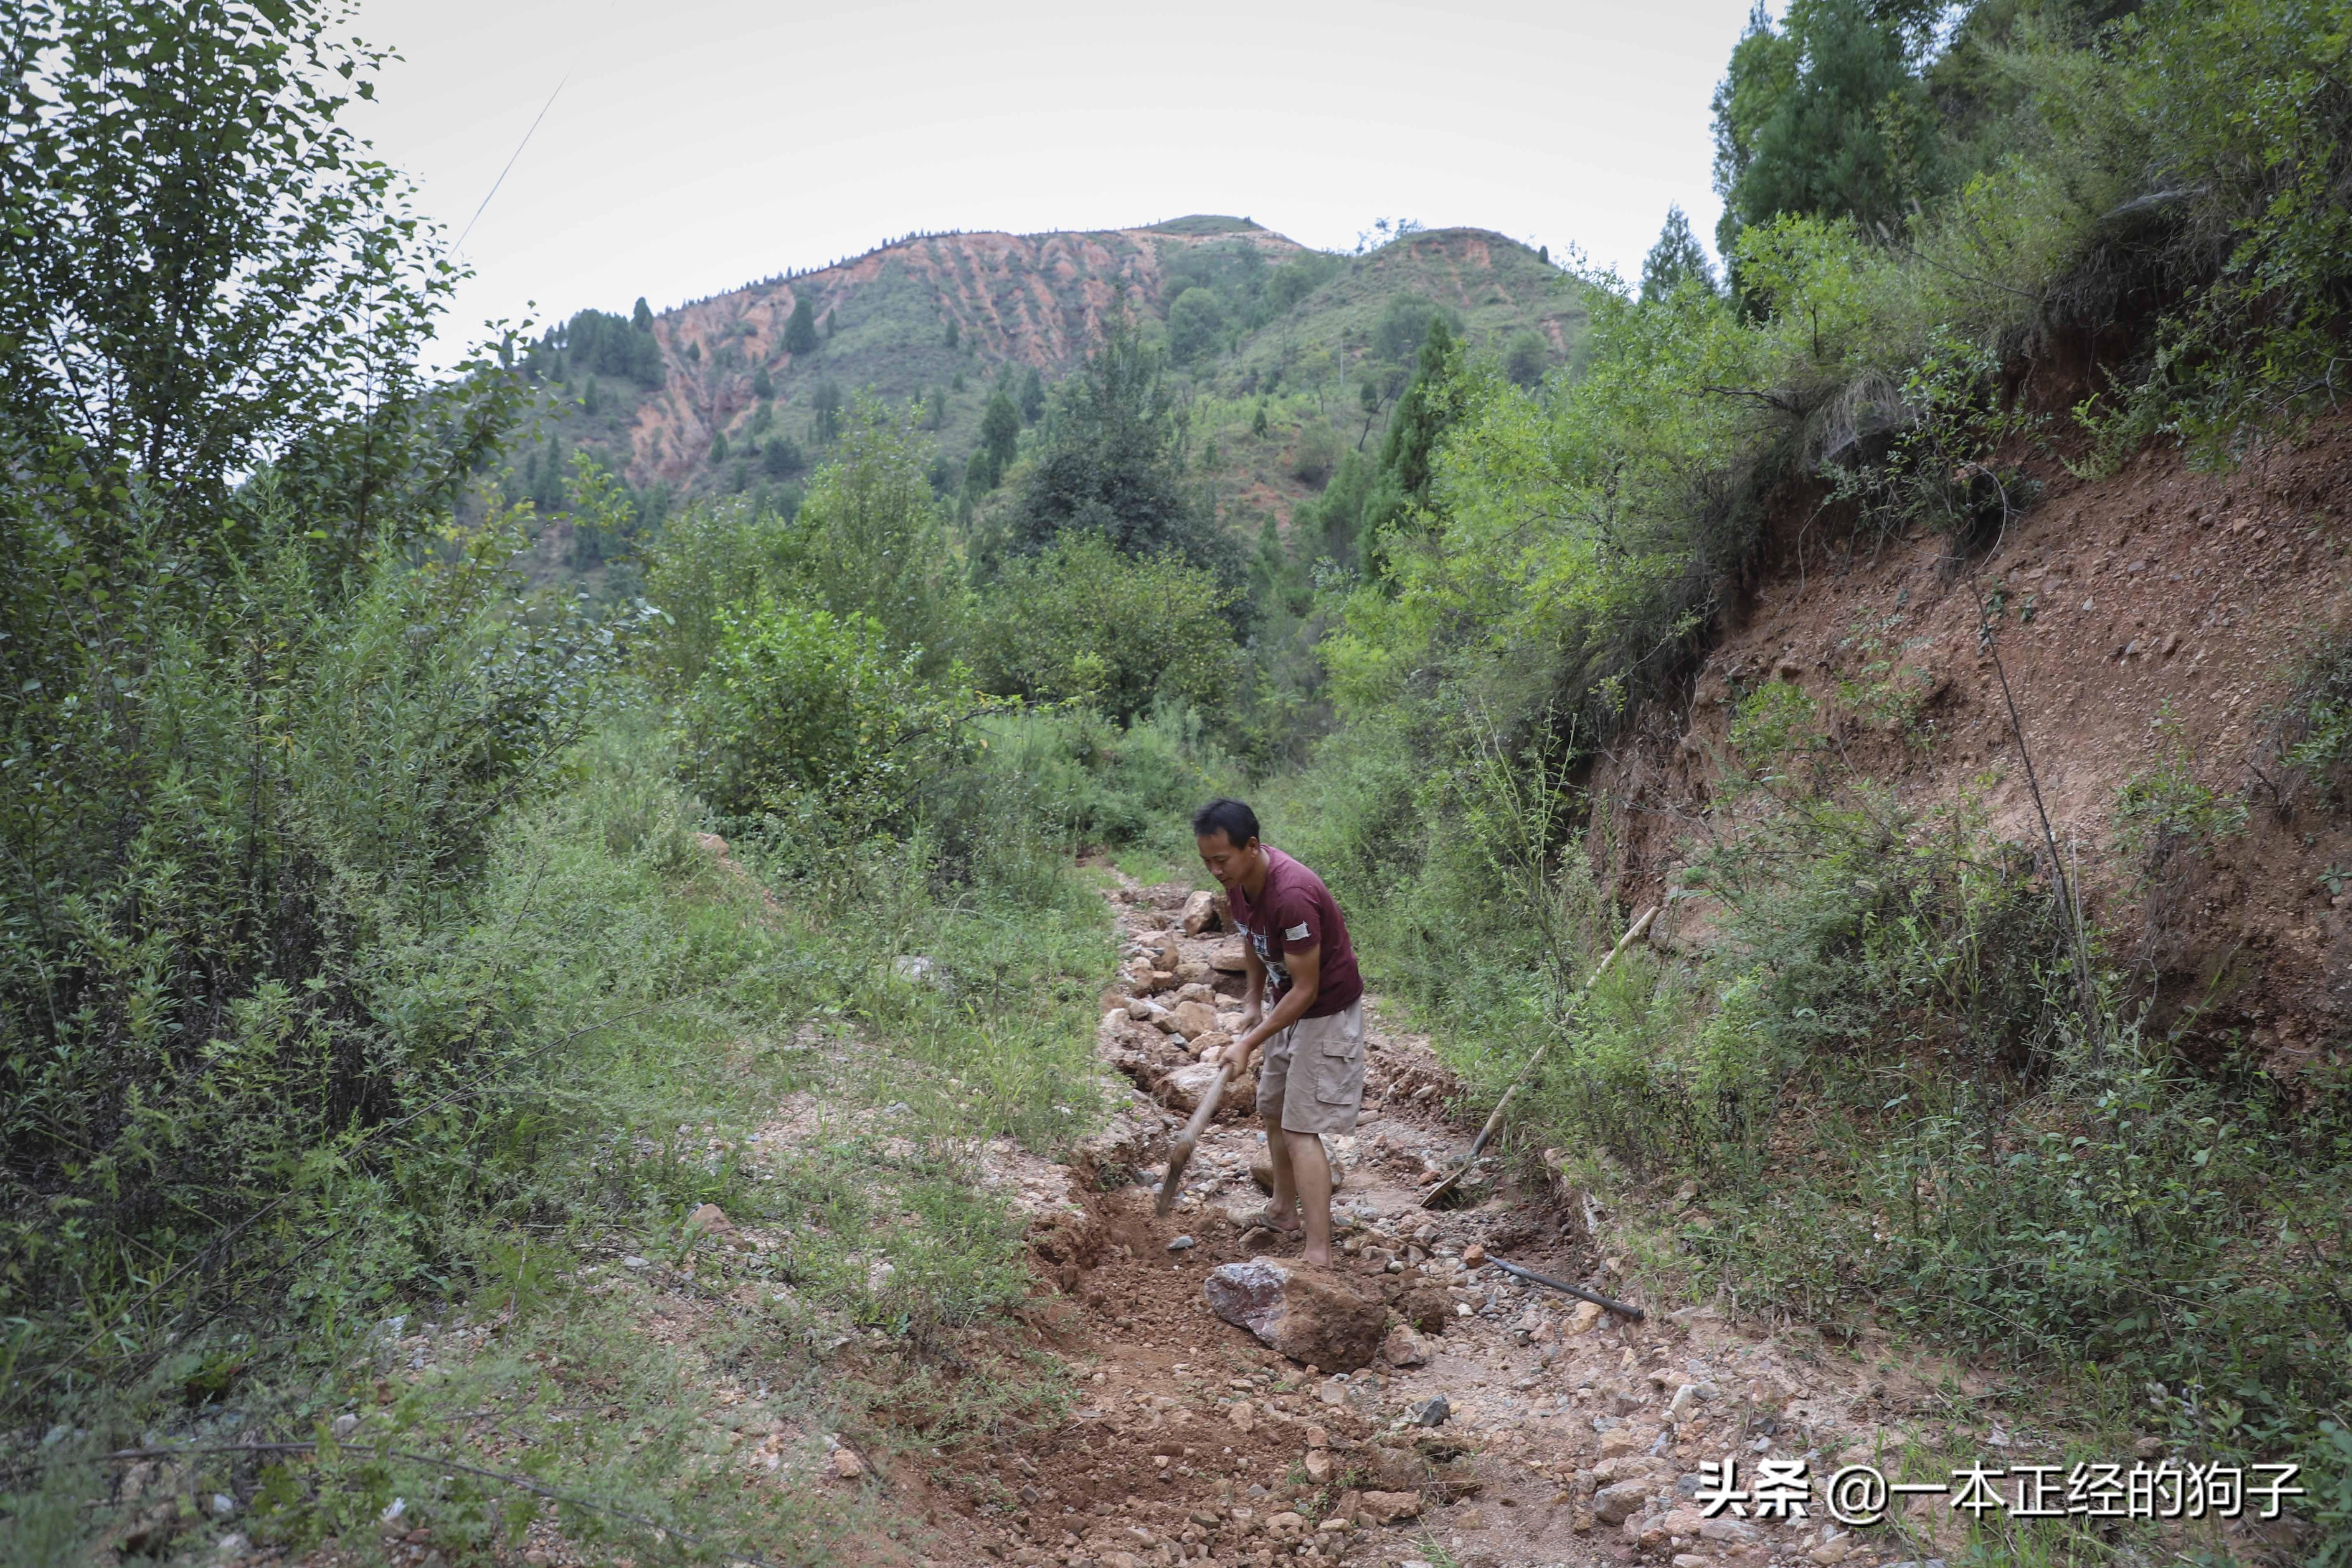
[1001,317,1232,579]
[0,0,468,560]
[944,316,960,349]
[1640,205,1719,301]
[925,383,948,430]
[1714,0,1940,255]
[633,295,654,332]
[784,294,819,355]
[1019,365,1046,423]
[980,388,1020,471]
[811,377,844,445]
[752,363,774,398]
[973,532,1239,721]
[788,397,967,670]
[1503,331,1550,388]
[763,434,805,479]
[1167,286,1226,364]
[1373,293,1459,362]
[1355,318,1467,558]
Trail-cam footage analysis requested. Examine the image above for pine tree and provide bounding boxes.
[943,317,959,350]
[783,296,819,355]
[752,364,773,399]
[632,296,654,333]
[709,430,729,466]
[980,389,1020,474]
[1640,206,1719,301]
[1018,366,1046,423]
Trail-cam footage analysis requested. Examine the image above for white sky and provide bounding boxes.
[349,0,1764,356]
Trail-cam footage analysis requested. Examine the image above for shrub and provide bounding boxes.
[1167,286,1225,364]
[971,532,1240,722]
[1290,420,1342,487]
[680,596,967,829]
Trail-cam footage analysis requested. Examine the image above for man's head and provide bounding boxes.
[1192,797,1261,889]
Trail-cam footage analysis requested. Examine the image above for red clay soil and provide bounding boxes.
[1597,414,2352,1075]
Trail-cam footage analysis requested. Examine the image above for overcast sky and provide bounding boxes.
[349,0,1766,356]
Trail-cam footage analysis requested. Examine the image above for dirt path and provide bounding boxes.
[928,875,1944,1568]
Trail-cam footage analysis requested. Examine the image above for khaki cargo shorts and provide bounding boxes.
[1255,999,1367,1135]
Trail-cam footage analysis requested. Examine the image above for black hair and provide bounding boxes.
[1191,797,1260,846]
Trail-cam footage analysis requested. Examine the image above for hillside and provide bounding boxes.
[515,215,1588,527]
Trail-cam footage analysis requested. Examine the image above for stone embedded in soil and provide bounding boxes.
[1411,1395,1450,1427]
[685,1202,733,1236]
[1380,1324,1432,1367]
[1593,1480,1649,1523]
[1161,1061,1228,1112]
[1169,999,1220,1038]
[829,1447,864,1479]
[1359,1490,1424,1524]
[1304,1449,1334,1483]
[1203,1258,1388,1370]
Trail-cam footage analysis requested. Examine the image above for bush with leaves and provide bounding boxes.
[971,532,1239,723]
[681,596,972,830]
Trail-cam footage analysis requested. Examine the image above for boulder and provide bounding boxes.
[1174,961,1212,985]
[1204,1259,1388,1370]
[1210,940,1252,974]
[1380,1324,1431,1367]
[1181,889,1221,934]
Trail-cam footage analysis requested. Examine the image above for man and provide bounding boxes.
[1193,797,1365,1269]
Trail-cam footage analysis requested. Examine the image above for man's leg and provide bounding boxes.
[1263,1112,1302,1231]
[1282,1128,1335,1267]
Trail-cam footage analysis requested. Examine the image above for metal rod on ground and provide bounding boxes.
[1487,1257,1645,1321]
[1420,906,1659,1209]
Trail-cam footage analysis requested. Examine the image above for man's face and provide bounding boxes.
[1196,830,1255,891]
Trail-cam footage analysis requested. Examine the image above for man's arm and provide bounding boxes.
[1238,945,1319,1063]
[1241,941,1267,1025]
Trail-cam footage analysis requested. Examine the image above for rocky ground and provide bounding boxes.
[939,874,1991,1568]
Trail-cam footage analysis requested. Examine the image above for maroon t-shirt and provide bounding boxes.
[1227,846,1364,1019]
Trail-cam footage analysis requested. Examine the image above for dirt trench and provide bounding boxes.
[922,874,1964,1568]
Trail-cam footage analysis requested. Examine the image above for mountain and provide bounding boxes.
[513,215,1589,526]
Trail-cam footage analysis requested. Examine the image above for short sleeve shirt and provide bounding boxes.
[1226,847,1364,1019]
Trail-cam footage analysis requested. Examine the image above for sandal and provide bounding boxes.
[1240,1201,1302,1235]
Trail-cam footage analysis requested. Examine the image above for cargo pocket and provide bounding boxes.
[1314,1016,1365,1102]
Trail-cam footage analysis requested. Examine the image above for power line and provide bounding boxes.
[456,73,567,253]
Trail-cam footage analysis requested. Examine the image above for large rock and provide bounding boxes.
[1360,1491,1424,1525]
[1379,1324,1431,1367]
[1181,889,1221,935]
[1204,1259,1388,1369]
[1161,1061,1230,1113]
[1210,940,1251,974]
[1169,999,1221,1038]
